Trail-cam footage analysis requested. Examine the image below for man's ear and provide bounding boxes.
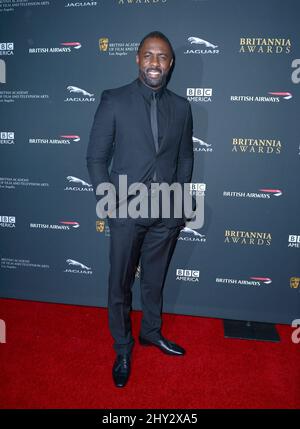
[170,58,174,68]
[136,54,139,65]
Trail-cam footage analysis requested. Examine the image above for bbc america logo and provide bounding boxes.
[0,216,16,228]
[190,183,206,196]
[0,216,15,223]
[0,43,14,55]
[186,88,212,102]
[0,132,14,144]
[288,235,300,248]
[190,184,206,191]
[176,269,200,282]
[187,88,212,96]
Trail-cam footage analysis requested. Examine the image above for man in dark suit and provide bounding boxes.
[86,31,194,387]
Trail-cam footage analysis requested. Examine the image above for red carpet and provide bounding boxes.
[0,298,299,409]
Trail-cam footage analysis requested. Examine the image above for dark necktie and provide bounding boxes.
[150,91,159,181]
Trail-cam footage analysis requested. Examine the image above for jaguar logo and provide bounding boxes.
[181,227,204,237]
[66,259,91,270]
[192,137,212,147]
[66,176,92,186]
[188,37,218,49]
[67,86,94,97]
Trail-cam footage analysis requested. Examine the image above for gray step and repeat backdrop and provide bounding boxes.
[0,0,299,324]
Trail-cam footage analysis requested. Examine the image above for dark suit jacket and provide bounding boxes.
[86,78,194,228]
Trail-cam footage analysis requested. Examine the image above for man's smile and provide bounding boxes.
[146,69,162,78]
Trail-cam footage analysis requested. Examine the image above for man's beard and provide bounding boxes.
[139,67,168,88]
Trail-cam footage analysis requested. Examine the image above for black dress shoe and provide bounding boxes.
[139,335,185,356]
[112,354,131,388]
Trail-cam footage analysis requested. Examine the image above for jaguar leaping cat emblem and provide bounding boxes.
[67,86,94,97]
[188,37,218,49]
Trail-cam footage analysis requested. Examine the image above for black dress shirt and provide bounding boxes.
[136,77,169,152]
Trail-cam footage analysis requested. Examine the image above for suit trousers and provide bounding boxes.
[107,202,182,355]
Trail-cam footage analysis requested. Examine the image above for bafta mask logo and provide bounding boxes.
[96,220,105,232]
[290,277,300,289]
[99,38,109,52]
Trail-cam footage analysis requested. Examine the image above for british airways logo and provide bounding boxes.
[216,276,272,287]
[29,42,82,54]
[60,42,82,49]
[268,91,292,100]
